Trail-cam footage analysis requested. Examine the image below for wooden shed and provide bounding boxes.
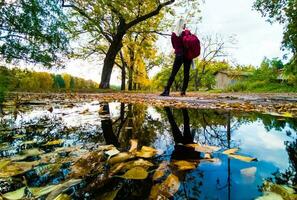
[214,70,251,89]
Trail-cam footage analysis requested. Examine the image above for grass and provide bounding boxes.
[226,81,297,93]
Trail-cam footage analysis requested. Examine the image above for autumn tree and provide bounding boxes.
[61,0,196,89]
[0,0,70,67]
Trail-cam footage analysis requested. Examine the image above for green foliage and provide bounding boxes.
[0,0,70,67]
[253,0,297,64]
[0,66,99,96]
[0,66,11,103]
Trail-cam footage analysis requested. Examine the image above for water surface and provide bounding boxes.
[0,101,296,199]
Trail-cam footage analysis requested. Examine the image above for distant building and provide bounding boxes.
[214,70,252,89]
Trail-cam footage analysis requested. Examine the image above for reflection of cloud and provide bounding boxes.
[233,121,292,170]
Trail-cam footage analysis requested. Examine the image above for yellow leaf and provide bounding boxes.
[120,167,148,180]
[129,139,138,152]
[121,159,154,171]
[135,146,158,158]
[171,160,197,171]
[108,152,134,165]
[282,112,293,118]
[54,194,71,200]
[223,148,239,155]
[105,148,120,158]
[44,139,64,146]
[149,184,168,200]
[186,144,220,153]
[2,187,25,200]
[229,154,257,162]
[152,161,169,181]
[159,174,180,198]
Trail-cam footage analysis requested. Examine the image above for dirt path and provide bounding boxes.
[6,92,297,117]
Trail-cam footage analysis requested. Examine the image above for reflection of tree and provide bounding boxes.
[99,103,120,147]
[266,138,297,188]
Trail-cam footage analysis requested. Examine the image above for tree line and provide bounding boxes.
[0,66,98,95]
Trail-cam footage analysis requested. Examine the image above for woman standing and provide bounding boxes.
[160,19,193,96]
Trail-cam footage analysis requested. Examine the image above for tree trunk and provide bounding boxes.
[194,68,199,90]
[128,68,133,91]
[99,32,125,89]
[121,64,126,91]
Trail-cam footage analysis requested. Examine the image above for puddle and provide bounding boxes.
[0,100,296,199]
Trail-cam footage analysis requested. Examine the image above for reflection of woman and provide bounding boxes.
[160,19,193,97]
[164,107,200,160]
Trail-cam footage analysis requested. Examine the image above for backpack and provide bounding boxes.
[182,30,201,60]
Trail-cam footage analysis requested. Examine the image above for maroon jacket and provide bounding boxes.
[171,31,185,55]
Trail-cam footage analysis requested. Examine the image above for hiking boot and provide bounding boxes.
[181,91,186,96]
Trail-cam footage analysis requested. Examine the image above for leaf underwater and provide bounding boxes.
[159,174,180,198]
[108,152,135,165]
[44,139,64,146]
[185,143,220,153]
[228,154,257,162]
[0,161,39,178]
[222,148,239,155]
[120,166,148,180]
[53,194,71,200]
[135,146,159,158]
[10,148,44,161]
[171,160,197,171]
[2,187,26,200]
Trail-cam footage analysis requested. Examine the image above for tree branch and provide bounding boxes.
[126,0,175,29]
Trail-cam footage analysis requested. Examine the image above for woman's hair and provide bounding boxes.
[174,18,186,36]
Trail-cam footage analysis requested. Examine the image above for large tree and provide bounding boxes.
[253,0,297,64]
[0,0,70,67]
[62,0,185,89]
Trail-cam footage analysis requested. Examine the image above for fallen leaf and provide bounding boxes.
[256,192,283,200]
[105,148,120,158]
[159,174,180,198]
[44,139,64,146]
[186,144,220,153]
[129,139,138,152]
[29,184,61,198]
[149,184,167,200]
[120,167,148,180]
[0,159,11,170]
[223,148,239,155]
[229,154,257,162]
[53,194,71,200]
[240,167,257,177]
[0,161,39,178]
[171,160,197,171]
[109,163,125,176]
[121,159,154,172]
[152,161,169,181]
[2,187,25,200]
[108,152,134,165]
[135,146,158,158]
[46,179,82,200]
[11,148,44,161]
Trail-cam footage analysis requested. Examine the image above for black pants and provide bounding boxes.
[165,55,192,92]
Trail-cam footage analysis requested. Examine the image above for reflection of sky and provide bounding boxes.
[233,120,293,170]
